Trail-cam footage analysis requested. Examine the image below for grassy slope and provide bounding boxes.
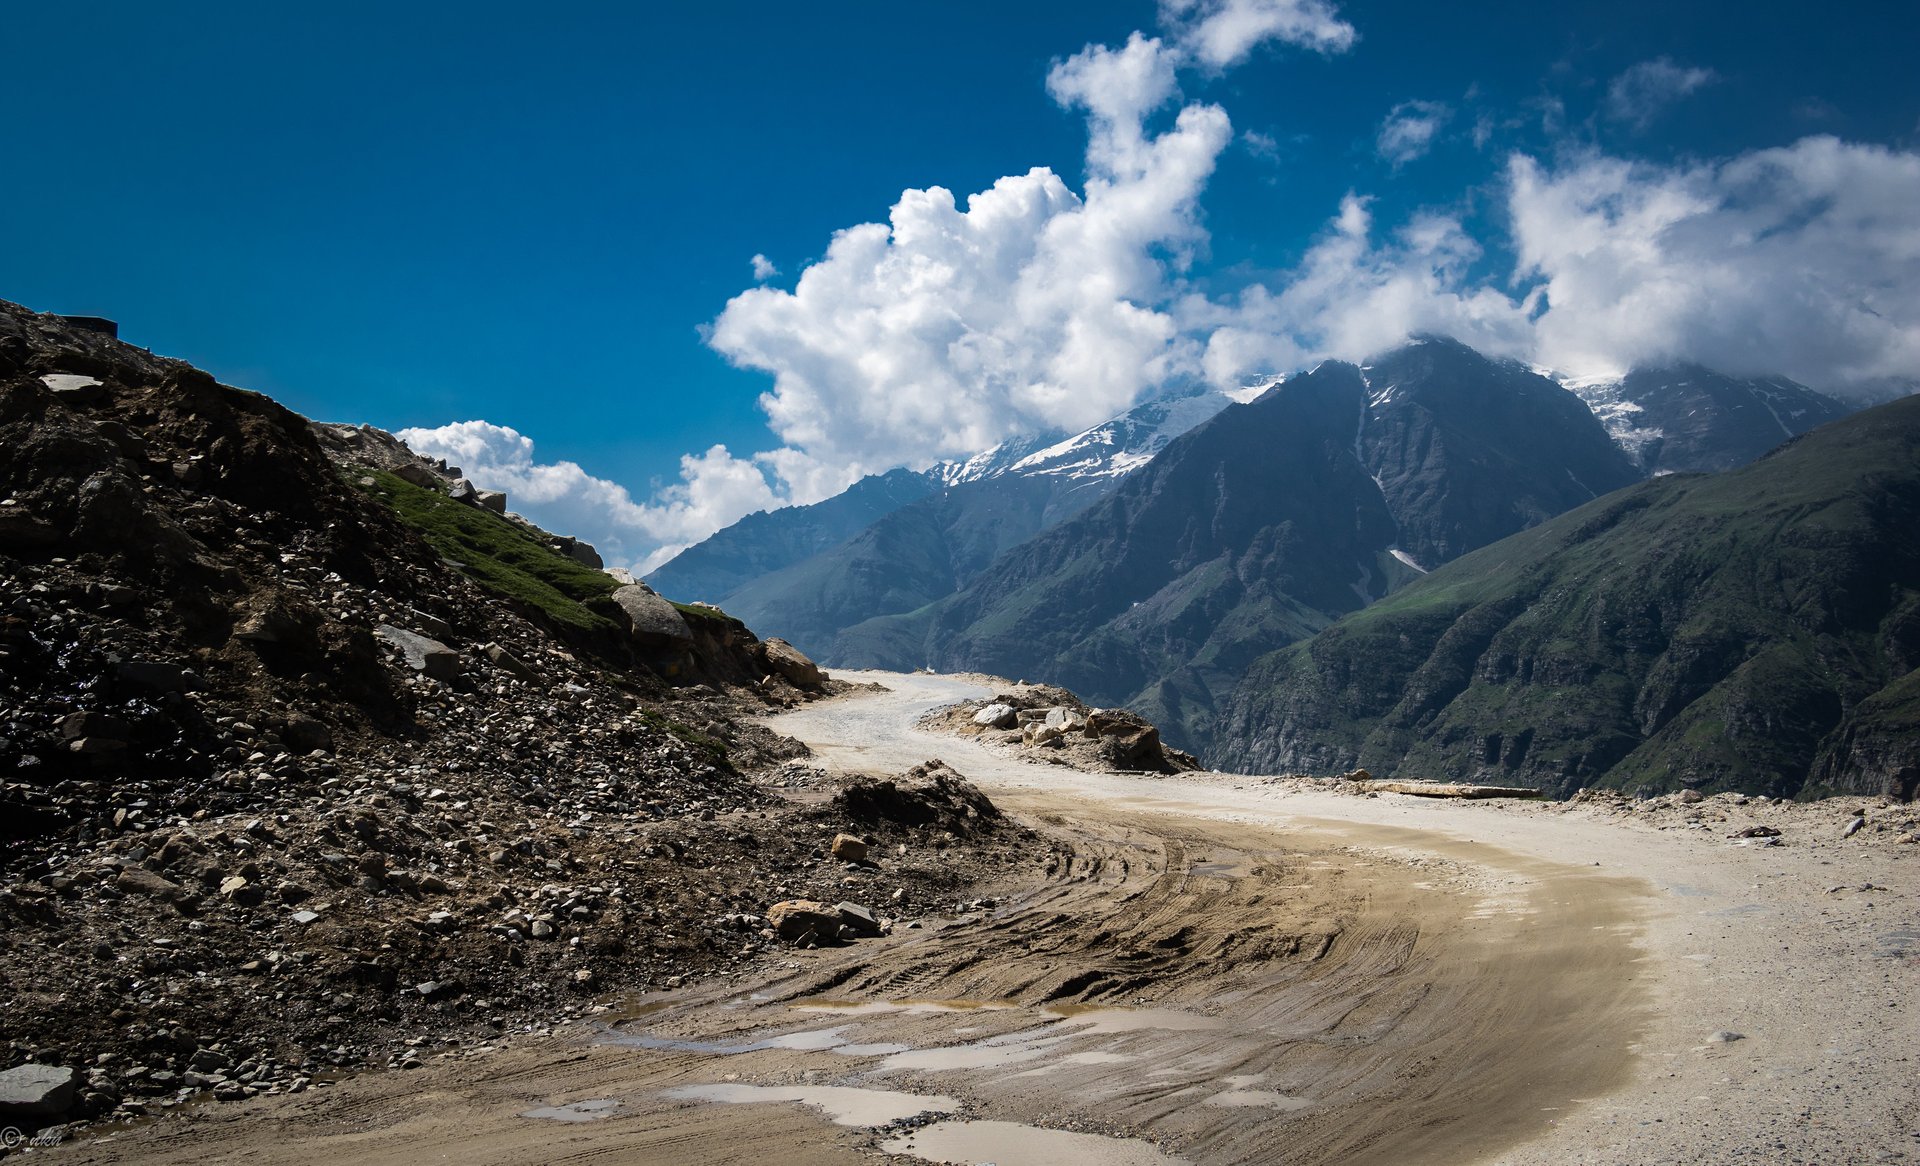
[350,468,620,634]
[1214,396,1920,797]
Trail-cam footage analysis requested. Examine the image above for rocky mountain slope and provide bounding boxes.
[0,300,1035,1135]
[1213,395,1920,799]
[839,339,1640,753]
[651,386,1232,660]
[1566,364,1854,474]
[641,467,936,603]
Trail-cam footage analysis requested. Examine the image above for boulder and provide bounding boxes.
[475,489,507,513]
[829,833,869,861]
[282,714,333,753]
[374,625,461,680]
[116,659,201,694]
[0,506,60,549]
[114,867,182,901]
[59,711,131,742]
[447,478,478,504]
[481,642,536,680]
[566,540,604,569]
[0,1063,78,1119]
[392,463,440,488]
[834,902,882,938]
[761,638,825,689]
[972,703,1018,729]
[1043,707,1088,732]
[611,586,693,649]
[767,899,845,943]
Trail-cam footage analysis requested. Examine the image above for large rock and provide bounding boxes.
[375,624,461,680]
[972,703,1018,729]
[767,899,846,943]
[611,585,693,649]
[1088,709,1168,771]
[1044,706,1088,732]
[829,833,869,861]
[761,638,824,689]
[0,1063,77,1119]
[834,902,882,938]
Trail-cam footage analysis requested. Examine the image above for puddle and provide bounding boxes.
[794,997,1013,1015]
[882,1119,1190,1165]
[600,1024,857,1055]
[523,1098,621,1122]
[1205,1087,1312,1109]
[873,1031,1071,1073]
[662,1083,959,1127]
[597,997,678,1024]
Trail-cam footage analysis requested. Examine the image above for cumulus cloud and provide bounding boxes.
[1513,136,1920,385]
[705,30,1233,505]
[394,421,778,572]
[1605,58,1716,130]
[749,253,778,281]
[1191,194,1534,383]
[1191,135,1920,390]
[1161,0,1358,67]
[1376,100,1452,166]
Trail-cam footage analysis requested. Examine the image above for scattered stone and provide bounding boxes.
[0,1063,78,1119]
[1707,1031,1745,1044]
[829,833,869,862]
[374,624,461,680]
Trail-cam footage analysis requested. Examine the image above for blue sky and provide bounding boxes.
[5,1,1916,568]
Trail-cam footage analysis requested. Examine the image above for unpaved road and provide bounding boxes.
[68,672,1918,1165]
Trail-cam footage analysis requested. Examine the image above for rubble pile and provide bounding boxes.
[927,685,1200,774]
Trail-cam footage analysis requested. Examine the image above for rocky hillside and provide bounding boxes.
[0,300,1034,1136]
[1568,364,1854,474]
[1213,395,1920,799]
[646,386,1231,660]
[642,466,936,603]
[840,339,1640,754]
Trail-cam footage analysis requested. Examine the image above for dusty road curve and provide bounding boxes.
[67,672,1916,1166]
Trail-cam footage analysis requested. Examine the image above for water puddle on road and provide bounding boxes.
[882,1119,1191,1165]
[522,1098,621,1122]
[661,1083,959,1127]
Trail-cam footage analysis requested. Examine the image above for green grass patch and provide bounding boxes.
[351,467,619,633]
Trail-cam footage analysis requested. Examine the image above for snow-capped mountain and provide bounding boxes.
[1552,364,1853,474]
[933,384,1233,488]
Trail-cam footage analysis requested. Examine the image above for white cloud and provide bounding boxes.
[1160,0,1358,68]
[1376,100,1452,166]
[1192,135,1920,391]
[1605,58,1716,130]
[1512,136,1920,386]
[749,253,778,281]
[1191,194,1534,382]
[705,30,1229,506]
[394,421,779,573]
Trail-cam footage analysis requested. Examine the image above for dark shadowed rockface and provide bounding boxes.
[1213,395,1920,799]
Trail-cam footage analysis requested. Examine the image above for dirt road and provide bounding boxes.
[67,672,1917,1165]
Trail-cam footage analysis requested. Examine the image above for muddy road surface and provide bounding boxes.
[65,672,1916,1165]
